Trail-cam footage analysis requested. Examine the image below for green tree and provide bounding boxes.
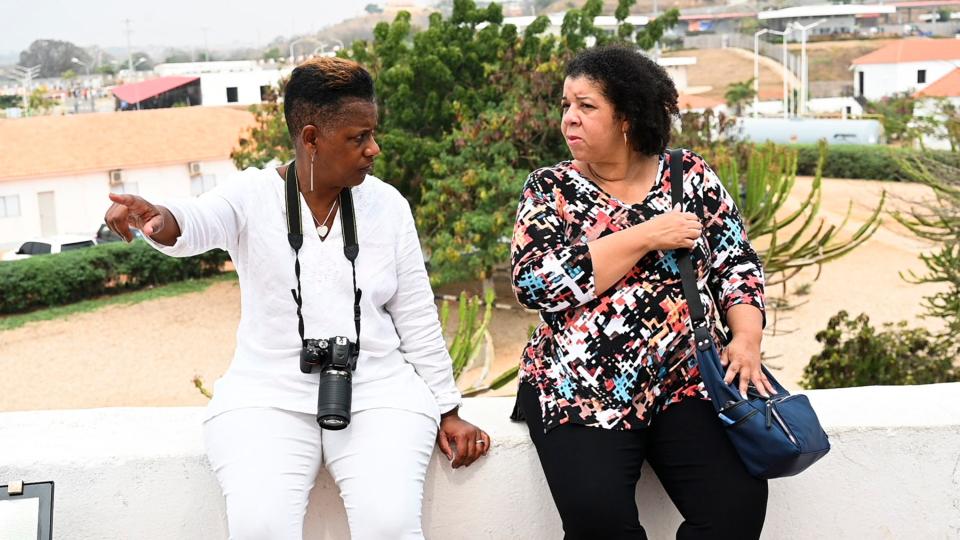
[163,49,193,63]
[412,0,679,285]
[724,78,755,117]
[230,83,292,170]
[865,92,916,143]
[262,47,282,61]
[27,87,56,115]
[18,39,91,78]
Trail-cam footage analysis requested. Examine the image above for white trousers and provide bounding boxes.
[203,407,438,540]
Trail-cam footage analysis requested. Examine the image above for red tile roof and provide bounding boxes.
[852,39,960,65]
[0,106,256,181]
[916,68,960,97]
[112,76,199,104]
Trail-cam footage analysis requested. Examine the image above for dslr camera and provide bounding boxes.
[300,336,359,430]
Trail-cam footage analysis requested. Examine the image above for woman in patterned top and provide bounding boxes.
[511,45,775,539]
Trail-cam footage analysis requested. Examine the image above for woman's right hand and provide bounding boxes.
[105,193,166,242]
[639,204,702,251]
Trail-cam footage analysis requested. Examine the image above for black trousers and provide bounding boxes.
[519,383,768,540]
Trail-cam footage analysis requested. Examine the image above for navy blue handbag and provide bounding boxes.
[669,148,831,479]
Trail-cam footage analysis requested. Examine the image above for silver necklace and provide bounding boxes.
[310,198,339,238]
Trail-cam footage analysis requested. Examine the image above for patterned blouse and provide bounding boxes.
[511,149,766,432]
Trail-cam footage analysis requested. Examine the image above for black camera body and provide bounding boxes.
[300,336,358,430]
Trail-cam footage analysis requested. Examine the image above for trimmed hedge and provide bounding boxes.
[791,144,960,181]
[0,241,229,314]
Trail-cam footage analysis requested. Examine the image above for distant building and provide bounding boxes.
[759,4,896,36]
[153,61,291,107]
[679,11,755,36]
[112,76,201,110]
[851,38,960,100]
[0,107,255,248]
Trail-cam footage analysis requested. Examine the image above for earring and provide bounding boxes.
[623,132,628,146]
[309,152,315,192]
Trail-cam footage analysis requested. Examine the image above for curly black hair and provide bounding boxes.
[283,56,376,139]
[565,44,679,156]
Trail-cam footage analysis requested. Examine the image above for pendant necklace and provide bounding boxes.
[311,198,339,239]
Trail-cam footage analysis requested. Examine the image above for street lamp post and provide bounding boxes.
[753,28,791,119]
[71,57,91,75]
[791,19,827,117]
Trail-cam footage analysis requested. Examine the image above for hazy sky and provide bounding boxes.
[2,0,429,55]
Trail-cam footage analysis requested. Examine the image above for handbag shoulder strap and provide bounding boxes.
[669,148,713,352]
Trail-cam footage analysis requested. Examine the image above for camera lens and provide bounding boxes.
[317,367,352,430]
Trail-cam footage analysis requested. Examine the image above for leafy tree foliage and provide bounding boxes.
[19,39,91,78]
[232,0,679,286]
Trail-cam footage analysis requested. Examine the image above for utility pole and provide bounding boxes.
[124,18,134,73]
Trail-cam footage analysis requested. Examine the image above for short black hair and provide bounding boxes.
[565,44,679,156]
[283,56,376,139]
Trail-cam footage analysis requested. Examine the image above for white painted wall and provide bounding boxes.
[854,60,958,100]
[914,96,960,150]
[1,384,958,539]
[200,71,286,106]
[0,159,239,250]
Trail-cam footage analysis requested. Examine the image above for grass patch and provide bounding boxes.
[0,271,238,332]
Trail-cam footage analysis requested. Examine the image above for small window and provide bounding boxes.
[226,87,239,103]
[190,174,217,196]
[259,85,270,101]
[0,194,20,218]
[61,240,95,252]
[918,69,926,84]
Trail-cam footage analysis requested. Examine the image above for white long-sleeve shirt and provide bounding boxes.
[146,167,461,423]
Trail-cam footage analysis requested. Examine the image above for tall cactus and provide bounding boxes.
[716,141,884,286]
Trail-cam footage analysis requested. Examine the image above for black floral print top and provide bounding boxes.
[511,149,766,432]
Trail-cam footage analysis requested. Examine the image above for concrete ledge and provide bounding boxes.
[1,383,959,539]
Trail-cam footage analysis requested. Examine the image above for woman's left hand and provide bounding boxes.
[721,336,777,399]
[437,409,491,469]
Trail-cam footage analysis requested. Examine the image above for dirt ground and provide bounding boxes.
[0,177,945,411]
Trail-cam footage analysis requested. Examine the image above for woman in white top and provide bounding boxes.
[103,56,490,540]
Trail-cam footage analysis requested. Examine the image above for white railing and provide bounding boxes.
[1,383,959,539]
[682,33,801,79]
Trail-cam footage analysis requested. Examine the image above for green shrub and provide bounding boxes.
[0,241,228,314]
[801,310,959,389]
[791,144,960,181]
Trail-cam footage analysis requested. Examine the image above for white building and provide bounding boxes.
[852,38,960,100]
[0,107,255,250]
[914,67,960,149]
[153,61,292,107]
[758,4,897,36]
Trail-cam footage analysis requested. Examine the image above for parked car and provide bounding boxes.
[1,235,97,261]
[95,223,143,243]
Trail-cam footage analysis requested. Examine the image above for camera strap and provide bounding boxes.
[284,160,362,351]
